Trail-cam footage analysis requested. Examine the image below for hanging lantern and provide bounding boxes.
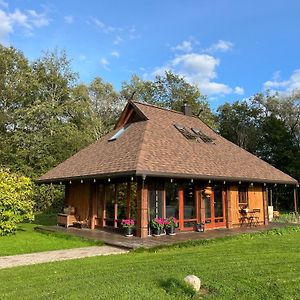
[203,186,212,197]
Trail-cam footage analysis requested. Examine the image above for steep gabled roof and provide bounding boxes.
[38,101,297,185]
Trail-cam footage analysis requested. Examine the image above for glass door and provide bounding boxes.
[183,182,197,228]
[203,184,226,228]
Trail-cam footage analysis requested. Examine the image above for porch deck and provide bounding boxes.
[38,223,290,250]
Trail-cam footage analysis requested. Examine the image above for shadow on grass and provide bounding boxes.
[160,278,198,299]
[34,212,58,226]
[34,226,104,246]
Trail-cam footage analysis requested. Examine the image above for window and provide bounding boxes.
[238,185,248,205]
[191,128,214,143]
[108,124,130,141]
[165,182,179,219]
[174,124,197,140]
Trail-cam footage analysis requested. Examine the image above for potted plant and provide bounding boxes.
[121,219,135,237]
[195,222,205,232]
[165,216,179,235]
[151,217,165,236]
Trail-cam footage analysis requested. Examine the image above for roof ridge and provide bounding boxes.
[132,101,198,119]
[134,120,149,174]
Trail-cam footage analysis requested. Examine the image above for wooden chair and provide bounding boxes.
[239,210,249,227]
[249,209,260,226]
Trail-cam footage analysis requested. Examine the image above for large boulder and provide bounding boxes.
[184,275,201,291]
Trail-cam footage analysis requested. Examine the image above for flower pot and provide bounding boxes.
[125,227,133,237]
[195,223,205,232]
[152,228,161,236]
[166,226,176,235]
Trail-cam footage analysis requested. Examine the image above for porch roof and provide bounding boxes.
[37,101,298,185]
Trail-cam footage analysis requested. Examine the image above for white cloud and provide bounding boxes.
[205,40,234,53]
[152,52,243,96]
[264,69,300,95]
[0,7,49,43]
[234,86,245,95]
[110,51,120,58]
[100,57,110,71]
[113,35,123,45]
[90,17,122,34]
[171,40,193,53]
[79,54,87,61]
[64,15,74,24]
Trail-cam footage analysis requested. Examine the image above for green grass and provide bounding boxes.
[0,226,299,299]
[0,214,103,256]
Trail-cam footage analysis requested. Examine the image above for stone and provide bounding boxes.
[184,275,201,292]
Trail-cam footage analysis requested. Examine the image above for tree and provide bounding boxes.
[89,77,123,135]
[217,101,261,153]
[0,169,34,235]
[121,71,216,127]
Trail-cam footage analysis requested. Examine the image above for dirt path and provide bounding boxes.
[0,246,128,269]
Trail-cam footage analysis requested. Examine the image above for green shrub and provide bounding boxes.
[0,169,34,235]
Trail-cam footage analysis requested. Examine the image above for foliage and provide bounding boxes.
[151,217,165,230]
[121,71,216,128]
[217,92,300,210]
[165,216,179,228]
[0,169,34,235]
[121,219,135,228]
[0,226,299,299]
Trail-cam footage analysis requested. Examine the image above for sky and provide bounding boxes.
[1,0,300,109]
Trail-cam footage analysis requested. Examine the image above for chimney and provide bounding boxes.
[182,103,193,116]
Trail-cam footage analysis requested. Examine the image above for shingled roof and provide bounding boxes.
[38,101,297,185]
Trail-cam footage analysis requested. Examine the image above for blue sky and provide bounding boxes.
[1,0,300,109]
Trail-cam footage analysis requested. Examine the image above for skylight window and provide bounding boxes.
[108,124,130,141]
[174,124,197,140]
[191,127,215,143]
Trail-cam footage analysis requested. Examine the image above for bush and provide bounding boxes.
[0,169,34,235]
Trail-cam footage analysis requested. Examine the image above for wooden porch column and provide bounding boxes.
[178,184,184,229]
[136,180,148,238]
[195,185,200,223]
[294,187,298,212]
[64,183,70,207]
[262,185,268,225]
[90,183,98,230]
[126,182,131,219]
[225,185,232,228]
[200,186,205,224]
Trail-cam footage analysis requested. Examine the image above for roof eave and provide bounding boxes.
[136,170,298,185]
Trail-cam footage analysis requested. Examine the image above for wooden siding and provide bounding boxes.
[230,184,265,226]
[66,182,91,222]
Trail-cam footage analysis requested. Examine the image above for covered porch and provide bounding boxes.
[48,173,294,238]
[39,222,292,250]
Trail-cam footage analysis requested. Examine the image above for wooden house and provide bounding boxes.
[37,101,298,237]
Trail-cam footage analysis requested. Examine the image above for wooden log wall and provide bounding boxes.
[65,182,91,222]
[229,184,265,226]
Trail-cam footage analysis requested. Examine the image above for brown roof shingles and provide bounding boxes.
[38,101,297,185]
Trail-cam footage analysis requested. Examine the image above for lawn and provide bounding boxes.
[0,226,299,299]
[0,214,103,256]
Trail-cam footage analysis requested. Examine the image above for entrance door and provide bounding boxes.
[203,184,226,228]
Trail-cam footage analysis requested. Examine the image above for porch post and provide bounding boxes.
[137,179,148,238]
[178,184,184,229]
[90,183,98,229]
[294,187,298,212]
[262,185,268,225]
[225,185,232,228]
[126,182,131,219]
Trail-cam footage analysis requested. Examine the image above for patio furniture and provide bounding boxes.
[239,210,249,227]
[57,213,77,228]
[248,209,260,226]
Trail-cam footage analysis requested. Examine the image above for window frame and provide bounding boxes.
[238,185,248,206]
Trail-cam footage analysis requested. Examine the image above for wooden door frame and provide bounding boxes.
[201,184,227,229]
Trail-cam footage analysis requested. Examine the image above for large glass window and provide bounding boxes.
[148,183,164,220]
[165,182,179,218]
[184,182,196,219]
